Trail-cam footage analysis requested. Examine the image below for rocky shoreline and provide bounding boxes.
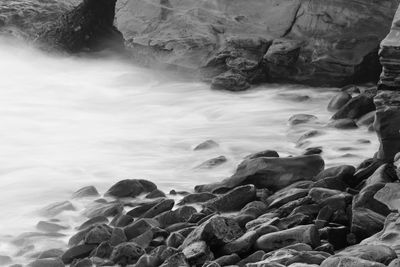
[1,0,400,267]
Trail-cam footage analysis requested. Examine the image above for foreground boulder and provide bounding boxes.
[195,155,324,193]
[37,0,124,52]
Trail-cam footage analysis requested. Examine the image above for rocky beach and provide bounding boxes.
[1,0,400,267]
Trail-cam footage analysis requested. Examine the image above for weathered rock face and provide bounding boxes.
[36,0,124,52]
[0,0,79,38]
[115,0,399,87]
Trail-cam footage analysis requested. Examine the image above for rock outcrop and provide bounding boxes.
[37,0,124,52]
[115,0,399,88]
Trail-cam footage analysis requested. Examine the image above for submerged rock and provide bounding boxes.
[105,179,157,198]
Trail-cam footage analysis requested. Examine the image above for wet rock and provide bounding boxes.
[84,224,112,244]
[28,258,65,267]
[320,256,386,267]
[303,147,323,155]
[140,199,175,218]
[127,199,163,217]
[202,185,256,212]
[78,216,108,230]
[196,156,227,169]
[40,201,75,217]
[336,244,396,265]
[236,250,265,267]
[195,155,324,193]
[124,218,160,240]
[328,119,358,129]
[71,258,92,267]
[105,179,157,198]
[36,221,68,233]
[166,232,185,248]
[255,225,320,252]
[181,215,243,250]
[374,90,400,162]
[351,208,385,240]
[364,163,397,186]
[211,70,250,91]
[72,186,99,198]
[159,252,189,267]
[289,114,318,126]
[245,150,279,160]
[221,230,259,255]
[332,93,375,120]
[178,193,217,205]
[146,189,166,199]
[37,0,124,53]
[113,214,134,227]
[110,242,145,266]
[110,227,127,246]
[353,183,391,216]
[91,241,112,258]
[374,183,400,212]
[194,140,219,150]
[328,92,352,112]
[214,253,241,266]
[154,206,197,228]
[182,241,213,266]
[357,111,376,126]
[83,201,123,218]
[37,249,64,259]
[61,244,97,264]
[267,188,309,209]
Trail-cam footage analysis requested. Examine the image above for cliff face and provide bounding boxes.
[115,0,399,87]
[375,5,400,163]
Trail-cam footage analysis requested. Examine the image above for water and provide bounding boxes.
[0,37,378,262]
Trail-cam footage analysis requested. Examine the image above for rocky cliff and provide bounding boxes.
[115,0,400,88]
[374,5,400,163]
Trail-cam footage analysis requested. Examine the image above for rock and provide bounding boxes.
[303,147,323,156]
[336,244,397,265]
[195,155,324,193]
[159,252,189,267]
[84,224,112,244]
[389,259,400,267]
[357,111,376,127]
[110,242,145,266]
[105,179,157,198]
[267,188,309,209]
[61,245,97,264]
[351,208,385,240]
[40,201,75,217]
[245,150,280,160]
[255,225,320,252]
[37,0,124,53]
[124,218,160,240]
[320,256,386,267]
[28,258,65,267]
[328,119,358,129]
[236,250,265,267]
[332,93,375,120]
[220,230,259,255]
[36,221,68,233]
[202,185,256,212]
[353,183,391,216]
[364,163,398,186]
[110,227,127,246]
[178,193,217,205]
[374,183,400,212]
[166,232,185,248]
[154,206,197,228]
[181,215,243,250]
[289,114,318,126]
[140,199,175,218]
[71,258,92,267]
[374,90,400,162]
[214,254,241,266]
[194,140,219,150]
[211,70,250,91]
[328,92,352,112]
[116,0,397,86]
[83,201,123,218]
[182,241,213,265]
[72,186,99,198]
[196,156,227,169]
[127,199,163,217]
[78,216,108,230]
[146,189,166,199]
[37,249,64,259]
[113,214,134,227]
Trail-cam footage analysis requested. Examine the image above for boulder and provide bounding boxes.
[110,242,145,266]
[195,155,324,193]
[255,225,320,252]
[105,179,157,198]
[211,70,250,91]
[72,186,99,198]
[61,245,97,264]
[320,256,386,267]
[196,156,227,169]
[374,183,400,212]
[194,140,219,150]
[328,92,352,112]
[351,208,385,240]
[37,0,124,52]
[335,244,397,265]
[28,258,65,267]
[332,93,375,120]
[182,241,213,266]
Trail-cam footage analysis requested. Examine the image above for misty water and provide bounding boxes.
[0,37,378,261]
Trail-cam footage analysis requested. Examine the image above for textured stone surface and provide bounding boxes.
[115,0,399,86]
